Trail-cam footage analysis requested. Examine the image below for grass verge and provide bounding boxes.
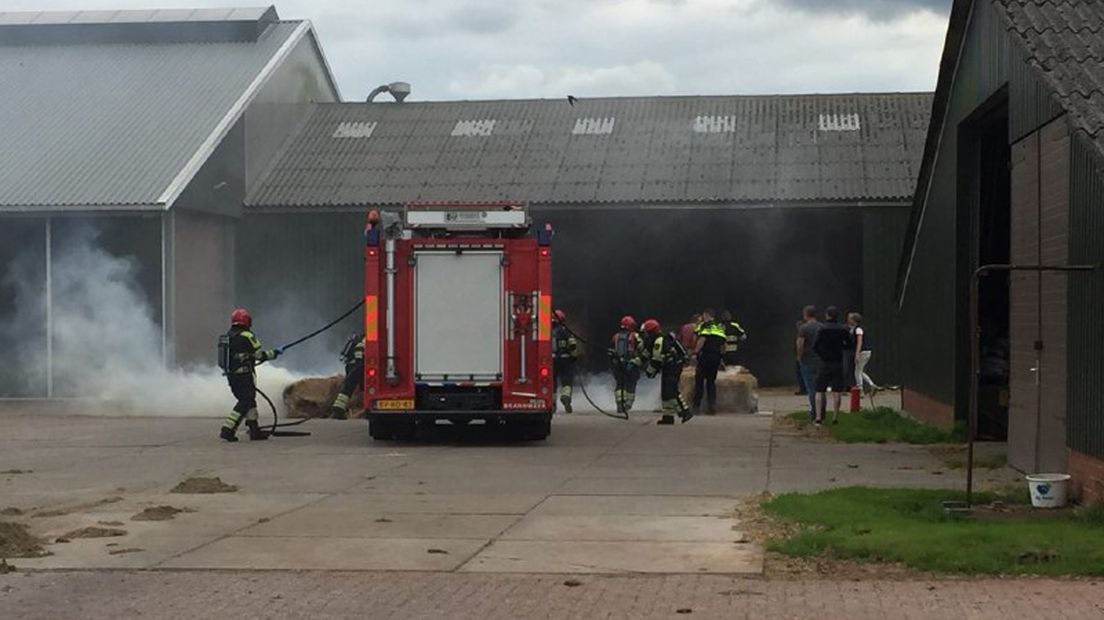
[787,407,963,444]
[764,487,1104,575]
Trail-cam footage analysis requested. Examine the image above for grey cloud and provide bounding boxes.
[449,3,522,34]
[778,0,951,21]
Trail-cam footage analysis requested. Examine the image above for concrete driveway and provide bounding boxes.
[0,410,1009,574]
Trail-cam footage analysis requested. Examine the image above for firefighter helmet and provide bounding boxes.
[641,319,661,335]
[230,307,252,328]
[553,309,567,324]
[620,315,637,330]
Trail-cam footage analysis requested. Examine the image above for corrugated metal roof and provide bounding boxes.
[246,92,932,209]
[0,20,304,210]
[995,0,1104,149]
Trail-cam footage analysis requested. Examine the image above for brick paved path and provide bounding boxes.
[3,571,1102,619]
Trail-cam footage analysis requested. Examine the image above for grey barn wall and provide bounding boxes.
[898,0,1067,416]
[244,32,339,193]
[1068,134,1104,459]
[235,205,896,386]
[235,211,367,375]
[862,207,910,385]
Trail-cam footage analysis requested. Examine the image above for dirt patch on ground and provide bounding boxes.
[0,508,24,517]
[131,506,193,521]
[771,414,835,442]
[170,477,238,494]
[62,527,128,540]
[1,469,32,475]
[970,501,1075,523]
[33,496,123,519]
[929,443,1007,470]
[107,547,144,556]
[734,495,927,581]
[0,521,51,558]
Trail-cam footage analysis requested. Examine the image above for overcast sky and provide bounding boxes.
[12,0,952,101]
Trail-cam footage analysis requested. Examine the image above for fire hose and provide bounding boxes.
[560,324,630,421]
[250,298,368,438]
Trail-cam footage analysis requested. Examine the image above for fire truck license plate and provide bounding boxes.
[375,399,413,410]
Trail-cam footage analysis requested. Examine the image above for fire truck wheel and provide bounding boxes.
[370,418,417,441]
[368,419,394,441]
[522,418,551,441]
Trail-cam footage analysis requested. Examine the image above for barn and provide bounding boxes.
[896,0,1104,501]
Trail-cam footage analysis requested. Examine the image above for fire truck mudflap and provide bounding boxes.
[362,202,554,441]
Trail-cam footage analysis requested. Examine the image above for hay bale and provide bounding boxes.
[678,365,759,414]
[282,375,364,419]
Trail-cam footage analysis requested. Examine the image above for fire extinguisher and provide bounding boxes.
[849,386,862,412]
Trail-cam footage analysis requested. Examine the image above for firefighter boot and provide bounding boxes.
[560,395,573,414]
[329,394,350,420]
[657,414,676,425]
[244,409,268,441]
[220,411,242,442]
[246,420,269,441]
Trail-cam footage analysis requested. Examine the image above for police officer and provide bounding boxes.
[328,334,365,420]
[693,308,727,415]
[221,308,282,442]
[608,315,642,414]
[720,309,747,367]
[640,319,693,425]
[551,310,580,413]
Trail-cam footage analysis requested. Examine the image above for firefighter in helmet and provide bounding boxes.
[641,319,693,425]
[720,309,747,368]
[608,315,642,414]
[328,334,365,420]
[551,310,580,413]
[221,308,282,442]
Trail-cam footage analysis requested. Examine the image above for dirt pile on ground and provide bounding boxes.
[131,506,192,521]
[62,526,127,539]
[283,376,363,419]
[679,366,759,413]
[0,521,50,558]
[33,496,123,519]
[170,477,238,494]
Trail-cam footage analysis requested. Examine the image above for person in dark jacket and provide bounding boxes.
[693,308,727,415]
[640,319,693,425]
[328,334,365,420]
[813,306,852,426]
[221,308,281,442]
[720,309,747,368]
[609,315,642,414]
[551,310,580,413]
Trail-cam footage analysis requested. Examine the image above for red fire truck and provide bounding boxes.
[361,202,555,440]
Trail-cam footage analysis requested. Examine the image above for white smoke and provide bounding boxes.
[572,373,662,414]
[0,222,305,418]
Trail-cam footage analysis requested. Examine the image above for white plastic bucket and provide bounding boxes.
[1025,473,1071,508]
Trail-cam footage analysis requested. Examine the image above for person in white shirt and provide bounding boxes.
[848,312,874,394]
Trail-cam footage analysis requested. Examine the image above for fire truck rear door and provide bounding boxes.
[413,251,503,382]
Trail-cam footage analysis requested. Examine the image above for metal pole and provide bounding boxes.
[45,217,53,399]
[968,263,1094,506]
[968,267,979,506]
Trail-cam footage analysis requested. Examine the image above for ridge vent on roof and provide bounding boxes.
[693,115,737,133]
[818,113,861,131]
[451,119,496,137]
[332,121,377,139]
[572,117,615,135]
